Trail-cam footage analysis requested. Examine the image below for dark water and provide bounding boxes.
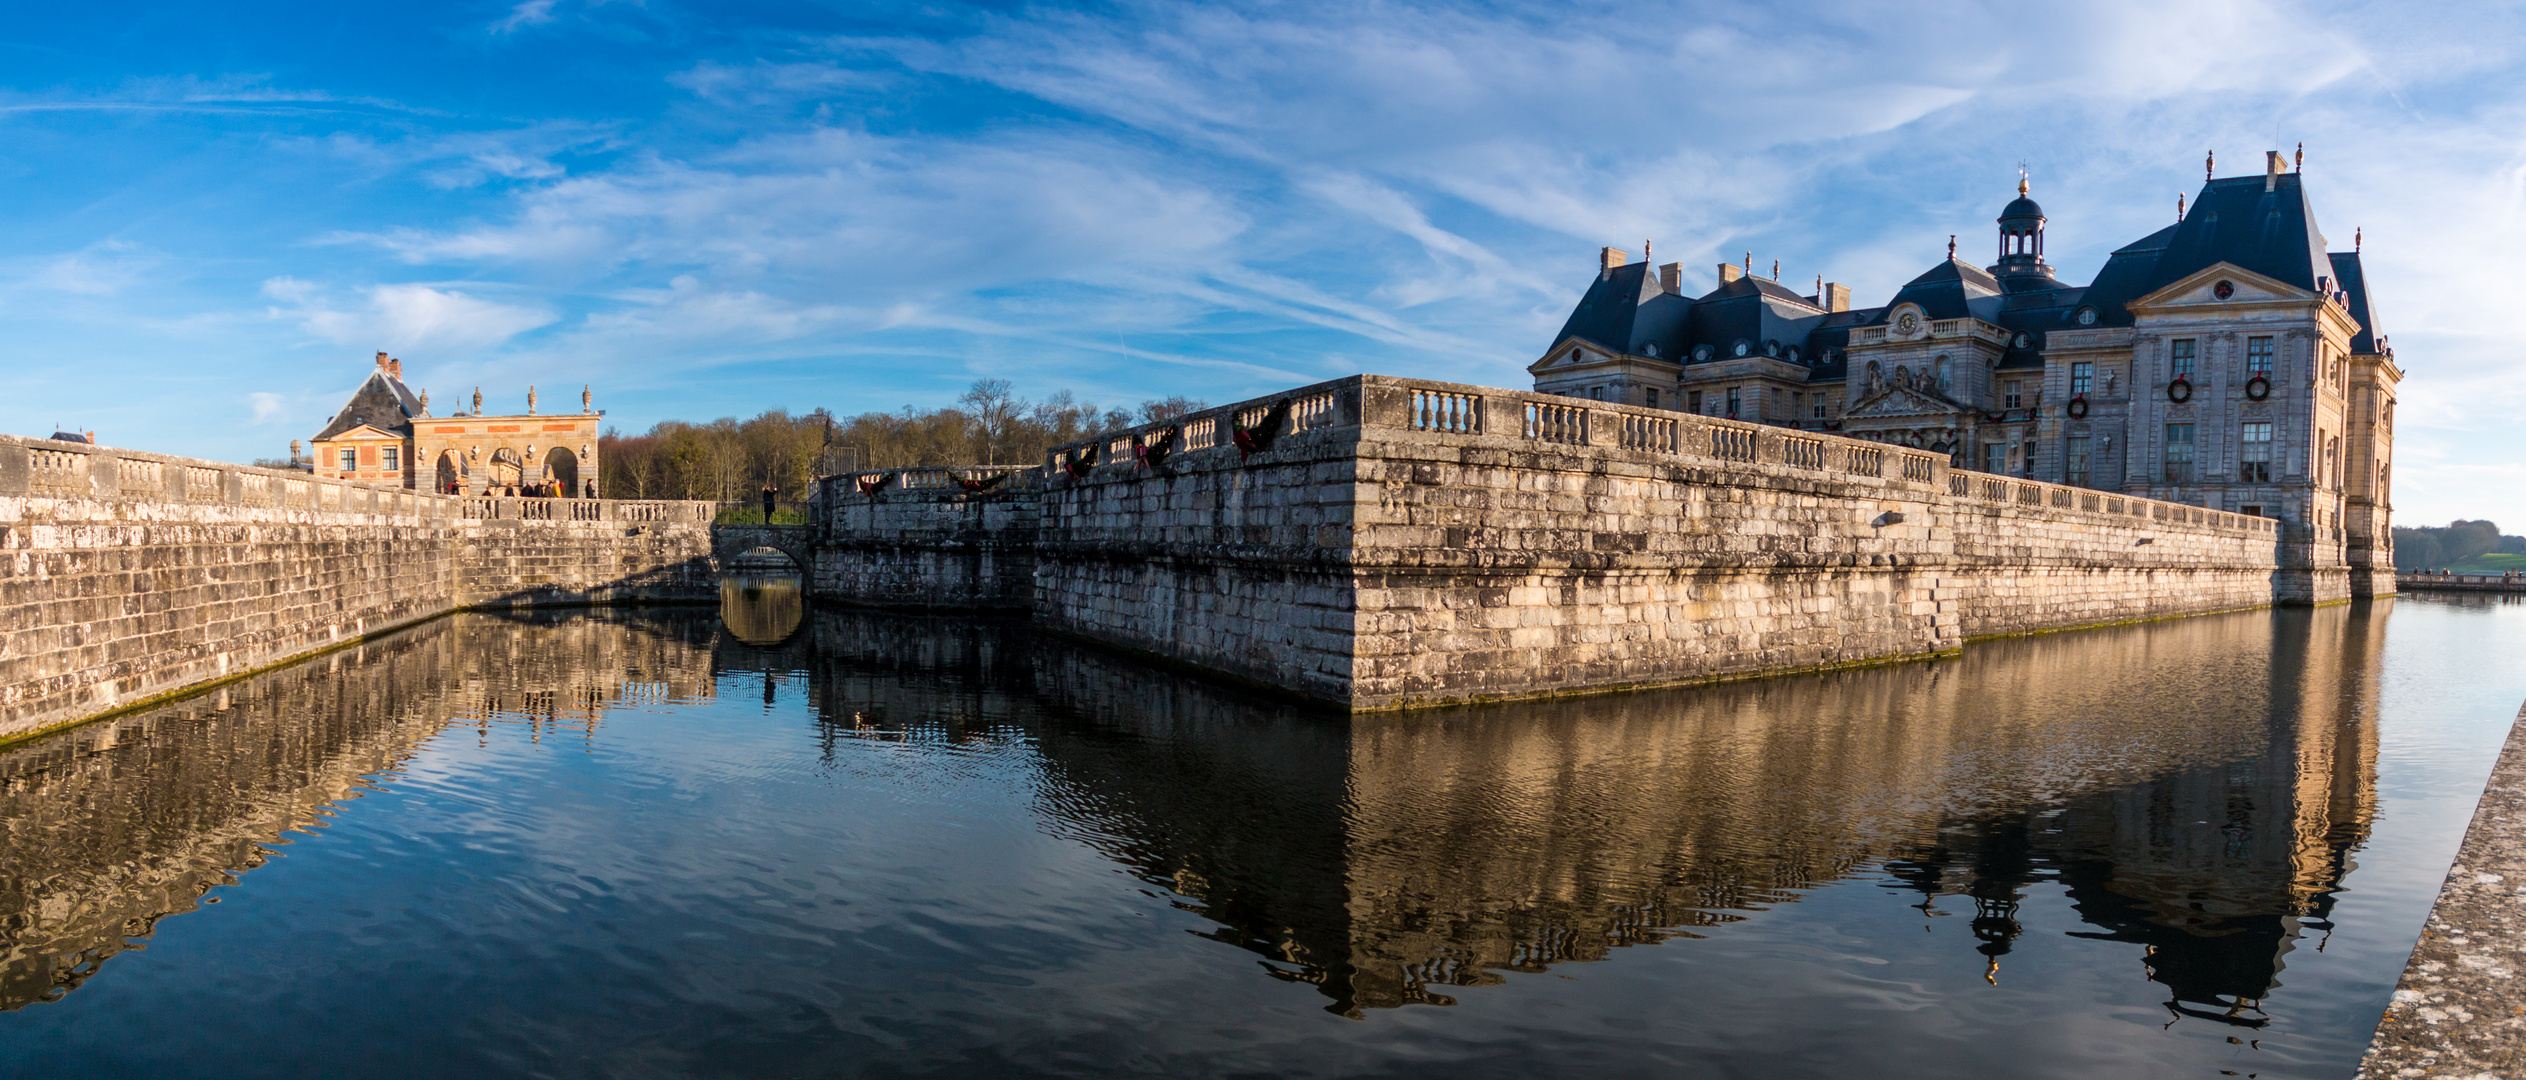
[3,580,2523,1079]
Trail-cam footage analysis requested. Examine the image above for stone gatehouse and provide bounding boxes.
[308,353,603,497]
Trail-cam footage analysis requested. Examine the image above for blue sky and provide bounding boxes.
[2,0,2520,529]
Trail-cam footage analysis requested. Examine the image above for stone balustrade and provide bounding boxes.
[0,433,717,744]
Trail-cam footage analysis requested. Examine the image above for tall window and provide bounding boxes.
[2066,436,2091,486]
[1687,390,1702,413]
[2003,381,2022,409]
[2239,422,2272,482]
[338,449,357,472]
[1726,387,1741,419]
[2245,336,2273,375]
[1811,394,1827,419]
[2070,361,2093,396]
[1983,442,2005,473]
[2163,424,2194,482]
[381,447,400,472]
[2170,339,2196,381]
[1645,388,1659,408]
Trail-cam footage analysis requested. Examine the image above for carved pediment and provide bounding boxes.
[1844,385,1966,420]
[325,424,406,442]
[2130,262,2311,310]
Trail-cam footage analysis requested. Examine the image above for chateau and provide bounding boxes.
[1531,149,2398,588]
[308,353,603,496]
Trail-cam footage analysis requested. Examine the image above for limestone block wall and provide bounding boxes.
[0,434,714,743]
[456,497,716,607]
[810,465,1041,610]
[1937,472,2281,636]
[1033,382,1367,701]
[1039,376,2287,710]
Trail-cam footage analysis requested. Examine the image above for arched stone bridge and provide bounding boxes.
[711,523,816,573]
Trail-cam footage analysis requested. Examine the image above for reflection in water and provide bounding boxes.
[0,586,2458,1078]
[0,610,718,1011]
[808,603,2384,1020]
[718,571,803,646]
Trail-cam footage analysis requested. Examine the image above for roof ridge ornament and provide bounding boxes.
[1947,234,1957,258]
[2177,192,2186,222]
[2356,226,2362,252]
[2206,149,2214,181]
[2295,142,2304,172]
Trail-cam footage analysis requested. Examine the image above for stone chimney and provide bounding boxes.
[1717,262,1743,285]
[1823,282,1851,312]
[1658,263,1683,295]
[375,351,401,379]
[1599,246,1630,278]
[2265,150,2284,192]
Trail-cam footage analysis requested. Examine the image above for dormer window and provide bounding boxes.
[1644,343,1659,358]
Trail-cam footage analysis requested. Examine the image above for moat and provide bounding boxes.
[1,583,2520,1079]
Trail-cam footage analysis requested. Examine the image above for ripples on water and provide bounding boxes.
[1,578,2522,1079]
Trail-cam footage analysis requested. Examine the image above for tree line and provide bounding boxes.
[2393,520,2526,570]
[596,380,1204,502]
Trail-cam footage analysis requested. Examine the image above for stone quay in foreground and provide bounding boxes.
[810,373,2343,712]
[0,432,717,744]
[2359,699,2526,1077]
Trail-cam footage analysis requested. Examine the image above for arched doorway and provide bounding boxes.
[435,449,467,495]
[543,445,580,495]
[489,447,524,491]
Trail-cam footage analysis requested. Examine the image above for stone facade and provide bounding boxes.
[0,433,713,743]
[308,353,603,497]
[1531,156,2399,599]
[817,374,2291,711]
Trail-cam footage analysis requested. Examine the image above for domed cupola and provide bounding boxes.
[1991,174,2056,284]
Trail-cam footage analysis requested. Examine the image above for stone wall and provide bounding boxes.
[811,465,1041,610]
[1030,375,2288,710]
[0,435,713,743]
[457,496,716,607]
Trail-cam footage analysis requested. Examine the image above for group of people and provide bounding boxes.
[439,479,592,498]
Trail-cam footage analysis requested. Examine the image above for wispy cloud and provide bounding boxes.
[262,277,556,354]
[492,0,558,35]
[3,0,2522,526]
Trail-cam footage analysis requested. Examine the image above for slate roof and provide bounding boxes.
[2076,223,2178,327]
[1538,171,2371,389]
[1868,258,2006,324]
[1685,275,1828,364]
[1549,261,1691,359]
[312,370,425,441]
[2144,174,2334,296]
[2330,251,2382,354]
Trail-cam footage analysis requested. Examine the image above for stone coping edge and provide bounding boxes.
[2358,697,2526,1077]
